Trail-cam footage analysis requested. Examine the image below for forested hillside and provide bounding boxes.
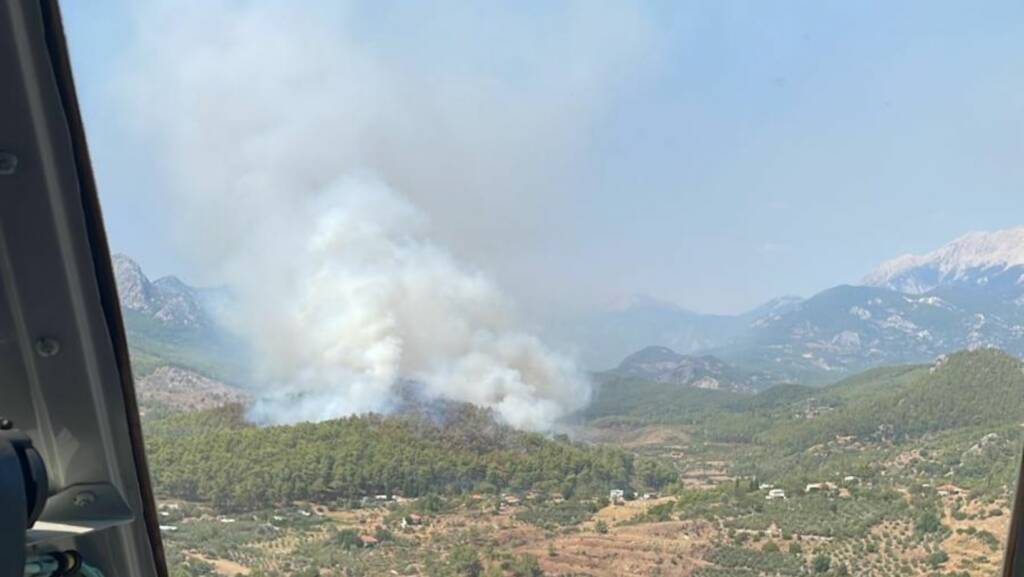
[747,349,1024,449]
[145,403,676,511]
[587,349,1024,494]
[590,349,1023,440]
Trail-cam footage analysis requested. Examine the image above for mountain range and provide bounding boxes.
[114,226,1024,390]
[571,226,1024,383]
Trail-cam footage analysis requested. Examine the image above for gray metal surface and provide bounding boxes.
[0,1,163,574]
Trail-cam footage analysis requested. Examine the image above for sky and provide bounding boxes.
[62,0,1024,316]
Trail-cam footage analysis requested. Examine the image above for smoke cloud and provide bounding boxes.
[221,175,591,429]
[114,1,658,429]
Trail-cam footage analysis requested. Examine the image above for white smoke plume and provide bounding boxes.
[219,174,591,430]
[113,1,658,429]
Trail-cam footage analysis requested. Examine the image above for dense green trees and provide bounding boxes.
[145,403,674,510]
[758,349,1024,450]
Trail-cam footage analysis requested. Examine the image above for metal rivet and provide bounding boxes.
[0,418,12,430]
[34,337,60,357]
[0,152,17,175]
[73,491,96,507]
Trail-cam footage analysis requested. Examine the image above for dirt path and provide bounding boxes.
[185,551,251,576]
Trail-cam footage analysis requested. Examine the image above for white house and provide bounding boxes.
[766,489,786,501]
[805,482,836,493]
[609,489,625,504]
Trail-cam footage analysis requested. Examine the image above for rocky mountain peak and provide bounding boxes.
[865,226,1024,294]
[112,253,155,312]
[112,253,209,328]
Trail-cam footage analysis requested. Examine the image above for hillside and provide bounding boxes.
[147,349,1024,577]
[588,349,1024,496]
[591,349,1023,440]
[135,366,249,417]
[144,403,676,511]
[752,349,1024,450]
[607,346,770,392]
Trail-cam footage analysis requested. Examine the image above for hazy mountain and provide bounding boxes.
[718,228,1024,380]
[607,345,768,392]
[113,254,213,328]
[113,254,249,383]
[553,294,803,371]
[722,283,1024,381]
[604,227,1024,382]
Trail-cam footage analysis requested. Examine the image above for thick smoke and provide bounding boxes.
[222,175,591,429]
[114,1,656,429]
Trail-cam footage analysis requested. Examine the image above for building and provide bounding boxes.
[805,482,836,493]
[937,484,965,497]
[766,489,786,501]
[609,489,626,504]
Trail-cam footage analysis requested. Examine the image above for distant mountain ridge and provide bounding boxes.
[115,225,1024,388]
[113,254,212,328]
[112,254,249,383]
[551,294,806,371]
[605,226,1024,382]
[608,346,767,392]
[864,227,1024,294]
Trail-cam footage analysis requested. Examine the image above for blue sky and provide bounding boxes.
[63,1,1024,315]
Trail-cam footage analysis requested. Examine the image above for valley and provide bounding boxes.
[114,237,1024,577]
[143,350,1021,577]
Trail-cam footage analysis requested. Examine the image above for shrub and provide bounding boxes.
[925,550,949,567]
[449,545,483,577]
[915,511,941,535]
[812,554,831,573]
